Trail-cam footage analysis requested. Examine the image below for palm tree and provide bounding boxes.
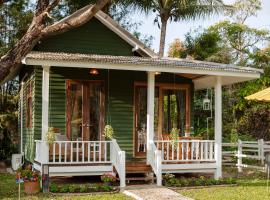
[125,0,230,57]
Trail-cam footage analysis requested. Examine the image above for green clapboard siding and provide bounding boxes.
[18,67,41,162]
[35,18,134,56]
[21,16,194,161]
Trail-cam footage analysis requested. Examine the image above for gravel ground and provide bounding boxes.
[123,184,193,200]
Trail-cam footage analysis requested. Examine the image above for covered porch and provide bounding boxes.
[23,51,261,187]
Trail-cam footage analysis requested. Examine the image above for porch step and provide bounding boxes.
[126,173,155,184]
[126,161,152,174]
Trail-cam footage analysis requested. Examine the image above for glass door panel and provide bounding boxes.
[66,81,104,141]
[67,82,83,141]
[88,83,103,141]
[162,89,187,136]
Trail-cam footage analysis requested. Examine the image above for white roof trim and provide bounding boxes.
[22,57,261,79]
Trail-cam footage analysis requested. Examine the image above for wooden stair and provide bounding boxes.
[125,160,154,183]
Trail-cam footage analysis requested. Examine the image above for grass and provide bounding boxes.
[0,173,131,200]
[179,176,270,200]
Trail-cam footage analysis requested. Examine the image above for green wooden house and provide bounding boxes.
[3,6,261,187]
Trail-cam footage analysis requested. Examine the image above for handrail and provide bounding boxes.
[149,141,162,186]
[110,139,126,188]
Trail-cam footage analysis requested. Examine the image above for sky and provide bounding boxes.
[134,0,270,55]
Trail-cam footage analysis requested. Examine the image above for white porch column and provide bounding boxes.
[147,72,155,164]
[41,66,50,164]
[214,76,222,179]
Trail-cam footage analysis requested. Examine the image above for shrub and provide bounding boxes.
[101,185,113,191]
[68,185,77,193]
[79,184,88,193]
[59,185,69,193]
[50,183,58,193]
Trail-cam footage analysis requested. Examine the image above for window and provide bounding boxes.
[26,82,33,128]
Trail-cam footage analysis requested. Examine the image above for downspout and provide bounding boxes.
[20,82,24,155]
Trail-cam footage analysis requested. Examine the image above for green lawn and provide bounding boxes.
[0,173,131,200]
[179,179,270,200]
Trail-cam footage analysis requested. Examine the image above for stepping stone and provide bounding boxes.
[123,184,193,200]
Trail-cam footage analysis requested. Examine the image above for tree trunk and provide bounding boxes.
[0,0,110,83]
[158,17,168,58]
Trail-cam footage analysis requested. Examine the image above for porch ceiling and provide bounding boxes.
[22,51,262,89]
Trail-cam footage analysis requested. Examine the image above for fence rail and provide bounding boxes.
[222,139,270,171]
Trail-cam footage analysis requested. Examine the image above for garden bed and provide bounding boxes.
[163,174,237,187]
[49,183,119,194]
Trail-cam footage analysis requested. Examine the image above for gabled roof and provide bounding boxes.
[46,5,157,58]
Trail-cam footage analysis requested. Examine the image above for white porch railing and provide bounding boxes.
[35,140,126,187]
[149,141,162,186]
[110,139,126,187]
[155,140,216,163]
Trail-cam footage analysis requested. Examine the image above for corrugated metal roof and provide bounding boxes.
[24,51,262,74]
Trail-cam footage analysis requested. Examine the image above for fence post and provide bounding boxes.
[258,139,265,165]
[237,139,242,173]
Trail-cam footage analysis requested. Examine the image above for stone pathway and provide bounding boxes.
[123,185,193,200]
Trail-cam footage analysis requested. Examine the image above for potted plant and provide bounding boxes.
[101,172,116,186]
[103,125,114,140]
[17,165,40,194]
[45,127,56,145]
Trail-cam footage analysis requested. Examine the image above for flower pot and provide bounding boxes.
[24,181,40,194]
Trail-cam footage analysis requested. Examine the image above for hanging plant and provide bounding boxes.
[103,125,114,140]
[170,128,179,149]
[45,127,56,145]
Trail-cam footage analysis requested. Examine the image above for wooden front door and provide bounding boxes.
[66,81,105,141]
[134,83,190,158]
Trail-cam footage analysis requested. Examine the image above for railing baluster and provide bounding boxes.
[88,142,90,162]
[93,142,96,162]
[172,142,175,160]
[82,141,85,163]
[59,142,62,163]
[196,141,199,160]
[99,142,102,162]
[186,142,189,160]
[104,142,107,162]
[210,141,213,160]
[204,142,208,160]
[191,142,194,160]
[76,141,79,162]
[71,142,73,162]
[201,141,203,160]
[64,142,67,163]
[53,143,55,163]
[177,142,180,160]
[167,142,169,160]
[182,141,184,160]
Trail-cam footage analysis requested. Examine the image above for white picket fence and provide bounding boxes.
[222,139,270,172]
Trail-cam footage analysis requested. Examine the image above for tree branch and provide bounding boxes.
[42,0,110,36]
[0,0,110,83]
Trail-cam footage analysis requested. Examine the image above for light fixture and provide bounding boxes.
[155,72,161,75]
[89,68,99,75]
[203,94,211,111]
